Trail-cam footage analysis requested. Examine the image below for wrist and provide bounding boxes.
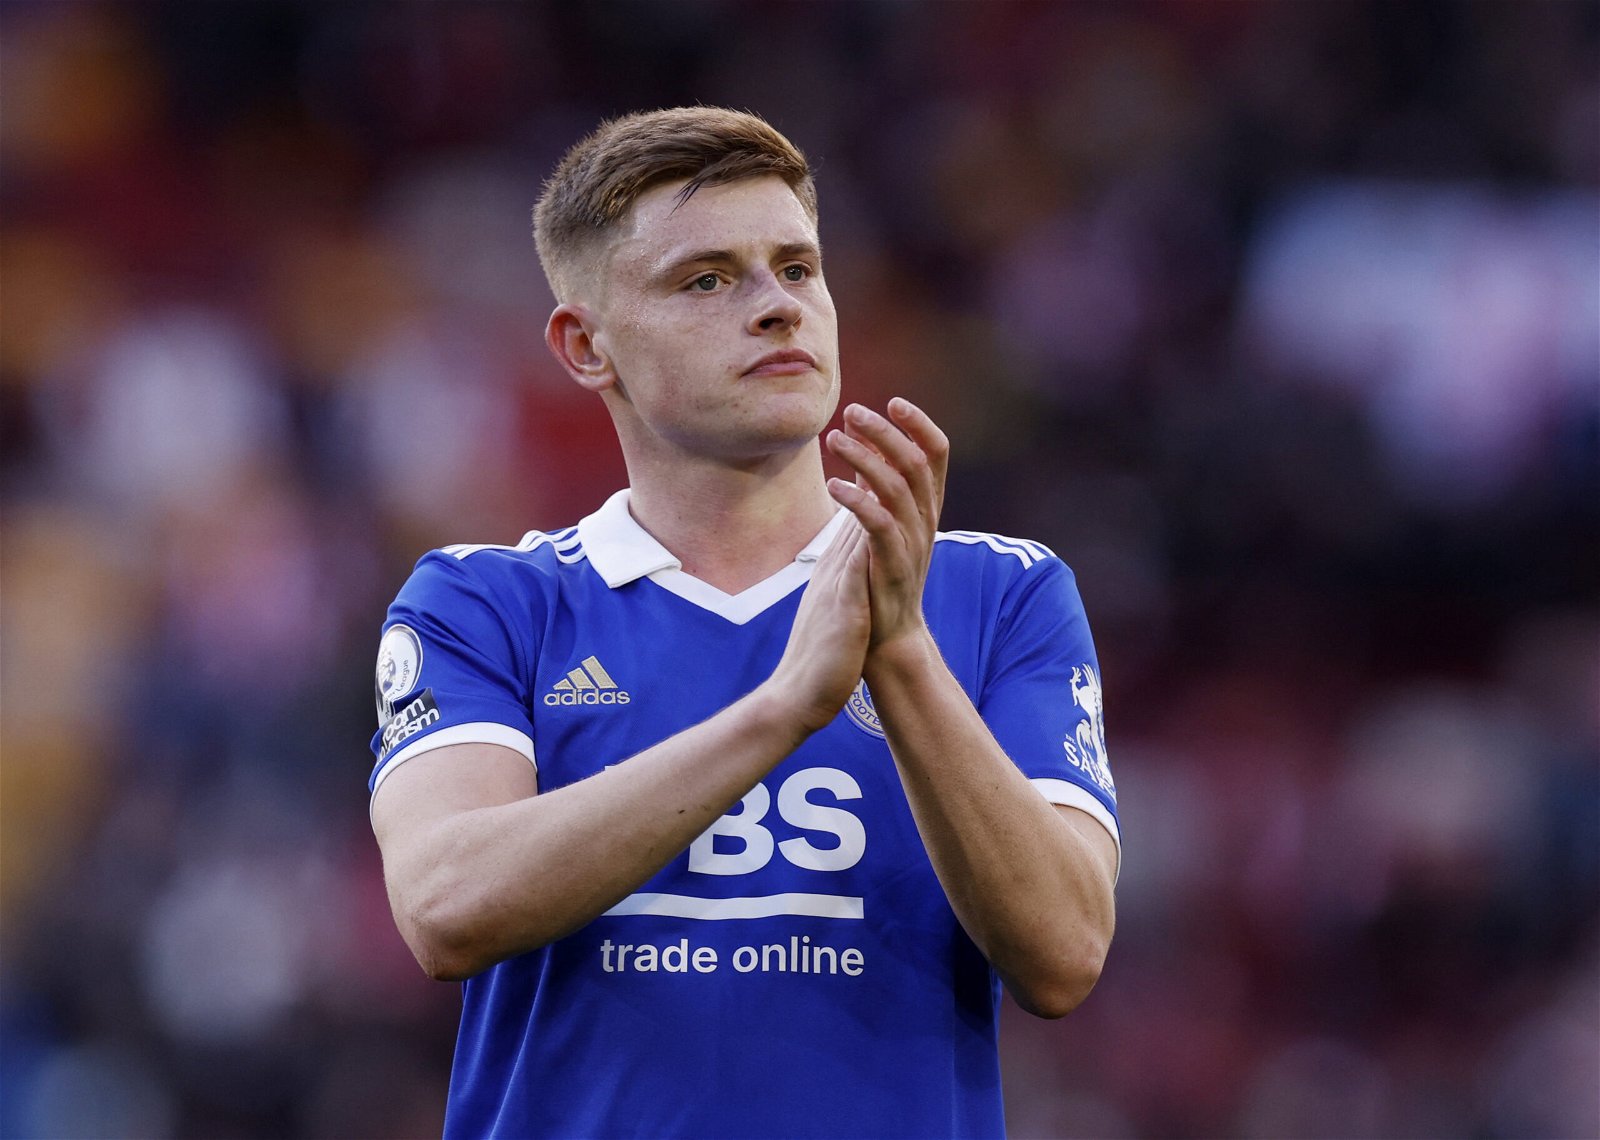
[862,626,941,688]
[745,677,833,745]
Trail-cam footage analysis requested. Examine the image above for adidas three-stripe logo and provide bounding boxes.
[544,655,632,707]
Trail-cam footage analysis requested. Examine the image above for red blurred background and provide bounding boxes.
[1,3,1595,1137]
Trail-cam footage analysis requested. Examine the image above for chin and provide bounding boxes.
[703,417,829,464]
[735,426,827,462]
[768,399,838,446]
[734,388,836,440]
[650,384,838,462]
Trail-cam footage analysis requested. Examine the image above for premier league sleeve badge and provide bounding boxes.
[374,624,424,722]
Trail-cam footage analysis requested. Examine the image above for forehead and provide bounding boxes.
[606,176,818,279]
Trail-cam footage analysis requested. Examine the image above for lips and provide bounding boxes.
[743,349,817,376]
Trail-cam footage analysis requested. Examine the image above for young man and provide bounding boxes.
[368,107,1119,1139]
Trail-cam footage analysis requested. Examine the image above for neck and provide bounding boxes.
[622,442,837,594]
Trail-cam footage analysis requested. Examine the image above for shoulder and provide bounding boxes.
[396,523,589,614]
[429,523,591,588]
[928,527,1084,627]
[438,523,587,573]
[931,528,1071,593]
[934,529,1059,572]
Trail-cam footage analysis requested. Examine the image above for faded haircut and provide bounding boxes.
[533,107,817,302]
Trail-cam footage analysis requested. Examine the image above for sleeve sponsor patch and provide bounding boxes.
[381,688,442,754]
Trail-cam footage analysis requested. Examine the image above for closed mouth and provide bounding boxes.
[744,350,817,375]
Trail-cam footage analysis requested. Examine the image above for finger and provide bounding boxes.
[803,518,865,612]
[840,404,936,511]
[812,517,864,595]
[841,520,870,580]
[827,476,910,570]
[817,511,859,562]
[826,444,920,578]
[834,516,868,567]
[886,397,950,490]
[838,406,937,541]
[827,477,890,527]
[821,514,873,609]
[827,477,902,547]
[827,429,917,522]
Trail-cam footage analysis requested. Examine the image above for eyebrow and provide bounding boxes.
[649,241,822,284]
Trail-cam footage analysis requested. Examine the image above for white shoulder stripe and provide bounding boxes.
[935,532,1031,567]
[943,529,1056,560]
[443,541,518,559]
[445,529,588,562]
[935,530,1056,568]
[954,530,1055,561]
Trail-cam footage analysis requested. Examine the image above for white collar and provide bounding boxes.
[576,489,849,624]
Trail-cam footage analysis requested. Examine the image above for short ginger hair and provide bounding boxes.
[533,107,817,302]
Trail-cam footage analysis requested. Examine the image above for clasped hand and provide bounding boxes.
[825,398,949,651]
[770,398,949,733]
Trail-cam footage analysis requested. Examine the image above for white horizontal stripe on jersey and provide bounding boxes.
[371,721,536,800]
[602,892,865,921]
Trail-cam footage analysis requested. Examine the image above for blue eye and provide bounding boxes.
[692,274,720,291]
[783,265,809,282]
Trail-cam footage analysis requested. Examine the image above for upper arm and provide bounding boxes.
[369,551,538,795]
[978,555,1121,868]
[369,741,541,980]
[371,740,539,858]
[1057,804,1119,897]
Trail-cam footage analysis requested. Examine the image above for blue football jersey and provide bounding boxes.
[370,490,1118,1140]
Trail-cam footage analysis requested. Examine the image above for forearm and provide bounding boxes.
[864,632,1116,1018]
[386,682,813,980]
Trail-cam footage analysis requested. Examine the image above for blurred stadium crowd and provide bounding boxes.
[1,2,1595,1137]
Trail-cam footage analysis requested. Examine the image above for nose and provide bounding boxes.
[746,270,803,335]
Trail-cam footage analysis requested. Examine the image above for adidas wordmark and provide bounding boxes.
[546,655,632,706]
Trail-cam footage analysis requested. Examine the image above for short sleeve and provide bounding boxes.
[978,557,1120,861]
[368,551,537,797]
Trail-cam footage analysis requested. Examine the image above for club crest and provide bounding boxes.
[844,679,885,739]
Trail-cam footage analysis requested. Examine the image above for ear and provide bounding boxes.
[545,304,616,393]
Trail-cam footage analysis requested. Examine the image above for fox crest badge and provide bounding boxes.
[1063,665,1114,800]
